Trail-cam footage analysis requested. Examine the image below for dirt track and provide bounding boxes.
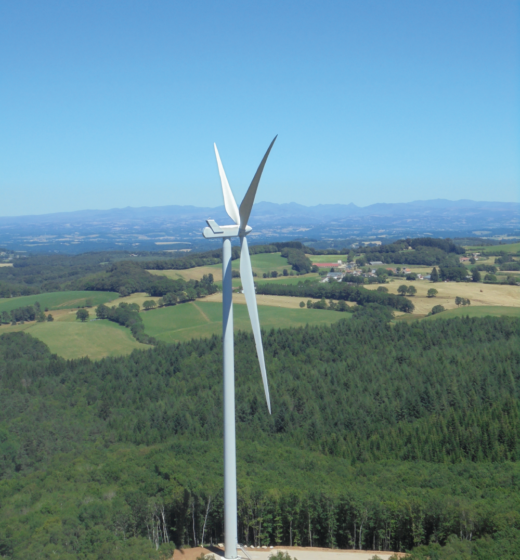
[172,546,400,560]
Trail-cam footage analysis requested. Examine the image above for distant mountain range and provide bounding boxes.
[1,199,518,224]
[0,199,517,254]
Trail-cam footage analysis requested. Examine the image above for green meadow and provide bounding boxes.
[466,242,520,254]
[142,301,346,343]
[422,305,520,321]
[0,291,118,313]
[306,254,349,263]
[0,318,146,359]
[233,252,290,275]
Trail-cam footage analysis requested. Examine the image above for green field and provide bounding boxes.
[307,254,349,263]
[142,301,347,343]
[232,252,291,275]
[423,305,520,321]
[0,291,118,313]
[0,318,146,359]
[255,274,320,286]
[465,242,520,254]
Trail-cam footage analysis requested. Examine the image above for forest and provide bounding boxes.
[0,312,519,558]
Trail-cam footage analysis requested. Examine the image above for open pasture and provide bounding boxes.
[148,264,223,282]
[147,254,321,287]
[0,291,118,313]
[423,305,520,321]
[0,316,146,359]
[141,300,346,343]
[365,279,520,315]
[465,242,520,254]
[307,254,349,263]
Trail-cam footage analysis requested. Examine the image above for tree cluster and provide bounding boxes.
[84,262,218,298]
[256,282,415,313]
[96,302,156,344]
[0,302,46,325]
[280,248,313,274]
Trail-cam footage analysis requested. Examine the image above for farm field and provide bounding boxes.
[141,300,346,343]
[203,292,354,309]
[423,305,520,321]
[365,279,520,314]
[147,252,290,282]
[0,314,146,359]
[307,254,349,263]
[466,242,520,254]
[148,264,223,282]
[0,290,118,313]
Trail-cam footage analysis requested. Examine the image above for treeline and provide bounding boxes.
[83,261,218,297]
[280,247,312,274]
[0,315,519,556]
[256,281,415,313]
[0,302,47,325]
[96,302,156,345]
[0,281,40,298]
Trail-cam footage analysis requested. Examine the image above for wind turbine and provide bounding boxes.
[202,136,277,559]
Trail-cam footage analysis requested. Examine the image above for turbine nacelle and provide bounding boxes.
[202,219,252,239]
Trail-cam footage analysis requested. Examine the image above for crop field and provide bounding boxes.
[141,300,346,343]
[364,279,520,315]
[0,291,118,313]
[0,315,146,359]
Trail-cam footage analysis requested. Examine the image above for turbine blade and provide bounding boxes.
[239,135,277,230]
[214,143,240,225]
[240,236,271,414]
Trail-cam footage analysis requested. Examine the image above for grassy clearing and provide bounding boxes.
[364,279,520,314]
[0,291,119,313]
[306,254,349,263]
[147,265,223,282]
[0,317,146,359]
[141,301,346,343]
[423,306,520,321]
[108,292,164,309]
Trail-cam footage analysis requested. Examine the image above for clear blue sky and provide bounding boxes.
[1,0,518,216]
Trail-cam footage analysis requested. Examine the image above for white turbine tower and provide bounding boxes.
[202,136,277,559]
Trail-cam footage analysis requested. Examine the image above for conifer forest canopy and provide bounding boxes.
[0,311,519,558]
